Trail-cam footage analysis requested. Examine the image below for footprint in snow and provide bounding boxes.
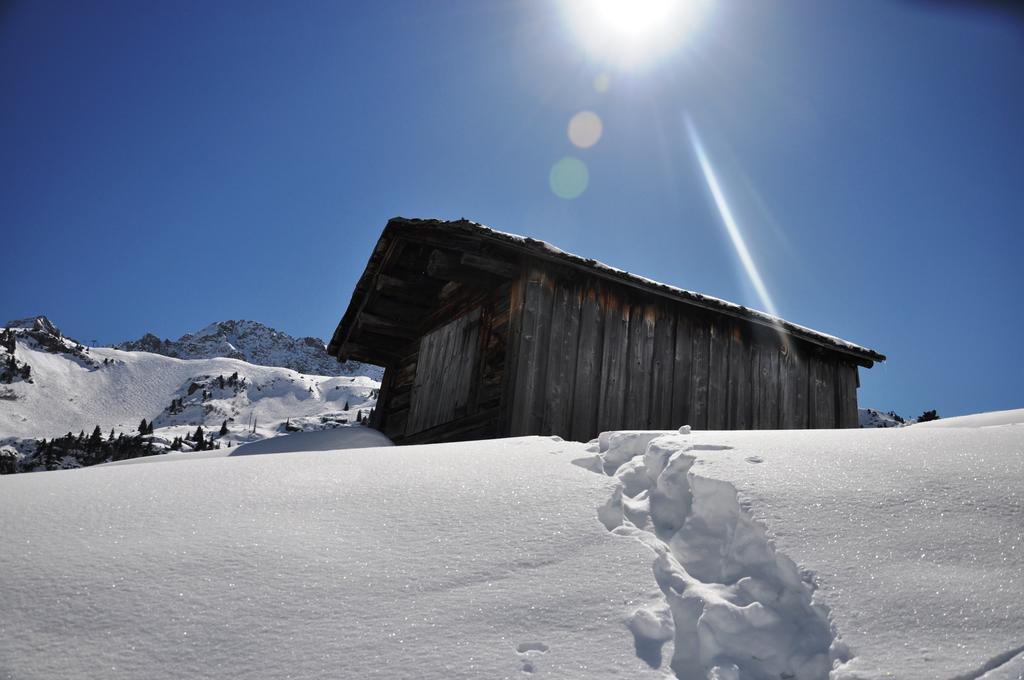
[745,455,764,464]
[516,642,549,674]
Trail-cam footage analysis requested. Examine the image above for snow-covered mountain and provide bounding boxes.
[116,319,382,380]
[858,407,907,428]
[0,317,380,472]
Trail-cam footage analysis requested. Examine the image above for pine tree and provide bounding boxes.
[89,425,103,448]
[193,425,205,443]
[218,375,225,390]
[139,418,149,435]
[344,400,350,411]
[219,420,228,437]
[108,428,115,442]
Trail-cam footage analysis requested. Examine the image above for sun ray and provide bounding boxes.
[684,114,780,321]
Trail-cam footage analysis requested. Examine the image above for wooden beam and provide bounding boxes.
[338,342,402,367]
[356,312,418,340]
[425,249,503,288]
[375,272,436,294]
[460,252,518,279]
[366,296,427,324]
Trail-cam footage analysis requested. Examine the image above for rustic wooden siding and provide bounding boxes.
[406,308,481,434]
[507,263,862,439]
[377,282,511,444]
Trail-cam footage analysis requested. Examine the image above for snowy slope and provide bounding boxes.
[912,407,1024,429]
[0,438,664,679]
[0,335,379,443]
[116,319,382,379]
[100,427,395,466]
[1,423,1021,679]
[587,426,1024,679]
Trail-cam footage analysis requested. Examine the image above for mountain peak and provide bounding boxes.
[4,316,61,338]
[117,320,381,379]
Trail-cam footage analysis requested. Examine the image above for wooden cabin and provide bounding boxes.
[328,218,885,444]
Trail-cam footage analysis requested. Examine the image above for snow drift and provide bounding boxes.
[1,420,1021,679]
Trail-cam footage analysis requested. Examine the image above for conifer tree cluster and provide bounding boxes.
[31,427,157,470]
[0,329,15,354]
[0,330,32,384]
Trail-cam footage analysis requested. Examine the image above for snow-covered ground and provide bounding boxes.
[1,416,1021,679]
[912,407,1024,429]
[100,426,395,466]
[0,437,664,679]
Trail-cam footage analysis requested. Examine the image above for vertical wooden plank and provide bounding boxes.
[372,367,395,431]
[649,307,676,429]
[452,312,480,418]
[789,345,809,429]
[706,316,729,430]
[569,282,605,442]
[779,346,801,429]
[598,291,630,431]
[836,362,859,428]
[499,275,525,436]
[670,313,693,428]
[624,303,656,430]
[509,267,555,435]
[766,343,781,428]
[688,317,710,430]
[542,279,583,437]
[406,331,432,433]
[726,323,752,430]
[810,355,836,428]
[754,343,775,428]
[465,303,489,416]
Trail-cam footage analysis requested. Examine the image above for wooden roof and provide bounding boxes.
[329,217,886,367]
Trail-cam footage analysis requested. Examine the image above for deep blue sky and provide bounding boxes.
[2,1,1021,418]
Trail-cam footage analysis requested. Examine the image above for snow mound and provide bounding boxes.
[587,430,846,679]
[2,422,1020,678]
[0,437,665,679]
[230,426,392,455]
[913,407,1024,429]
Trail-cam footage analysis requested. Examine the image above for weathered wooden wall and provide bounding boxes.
[373,282,511,444]
[505,263,859,440]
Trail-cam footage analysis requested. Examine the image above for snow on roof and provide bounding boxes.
[376,217,885,365]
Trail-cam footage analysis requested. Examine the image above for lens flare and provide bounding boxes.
[550,157,589,199]
[684,114,779,320]
[568,111,603,148]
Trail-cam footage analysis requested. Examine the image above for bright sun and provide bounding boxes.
[562,0,708,69]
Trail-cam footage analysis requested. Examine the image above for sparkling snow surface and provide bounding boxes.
[589,425,1023,679]
[0,437,664,679]
[913,407,1024,430]
[1,423,1021,679]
